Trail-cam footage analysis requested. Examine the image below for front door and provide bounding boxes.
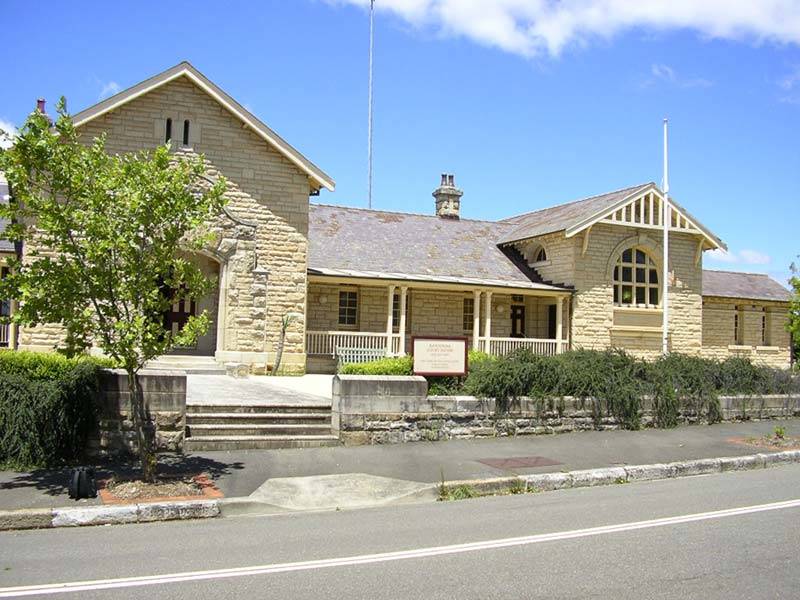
[510,305,525,338]
[164,296,197,339]
[547,304,557,339]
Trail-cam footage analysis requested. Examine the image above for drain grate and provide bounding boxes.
[477,456,562,470]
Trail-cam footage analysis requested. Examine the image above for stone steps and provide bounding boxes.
[145,355,227,375]
[186,403,331,414]
[184,402,338,450]
[184,435,340,451]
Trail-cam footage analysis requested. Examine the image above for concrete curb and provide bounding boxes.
[0,499,220,532]
[440,450,800,498]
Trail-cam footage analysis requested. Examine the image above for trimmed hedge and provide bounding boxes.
[339,350,495,396]
[0,351,109,469]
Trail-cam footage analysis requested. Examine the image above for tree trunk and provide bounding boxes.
[127,370,157,482]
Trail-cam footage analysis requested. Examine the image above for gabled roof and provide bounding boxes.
[499,182,725,250]
[71,61,335,192]
[703,270,792,302]
[0,172,14,253]
[308,204,570,292]
[499,183,652,243]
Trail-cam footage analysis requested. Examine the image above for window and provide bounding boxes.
[734,305,742,344]
[534,247,547,263]
[165,118,172,143]
[613,246,659,307]
[182,120,190,146]
[463,297,474,332]
[338,290,358,327]
[761,307,769,345]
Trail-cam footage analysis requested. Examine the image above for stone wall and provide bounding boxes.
[702,296,792,368]
[333,375,800,445]
[19,75,313,370]
[91,369,187,454]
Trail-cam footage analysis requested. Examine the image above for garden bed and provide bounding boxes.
[99,474,222,504]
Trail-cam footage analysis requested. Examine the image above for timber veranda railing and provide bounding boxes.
[306,331,565,359]
[0,323,9,348]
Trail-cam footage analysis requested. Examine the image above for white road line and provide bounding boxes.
[2,498,799,597]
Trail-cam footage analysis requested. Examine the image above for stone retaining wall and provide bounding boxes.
[333,375,800,445]
[90,369,187,454]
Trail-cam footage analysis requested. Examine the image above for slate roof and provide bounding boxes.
[498,182,654,244]
[308,204,569,291]
[0,172,13,253]
[702,270,792,302]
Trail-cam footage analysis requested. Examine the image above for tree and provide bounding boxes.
[0,99,227,481]
[789,260,800,365]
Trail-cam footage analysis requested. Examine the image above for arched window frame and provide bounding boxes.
[612,245,660,308]
[527,242,550,266]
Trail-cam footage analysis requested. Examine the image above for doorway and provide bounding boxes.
[510,305,525,338]
[547,304,557,339]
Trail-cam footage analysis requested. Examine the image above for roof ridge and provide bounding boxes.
[499,182,654,222]
[310,202,506,225]
[703,268,770,276]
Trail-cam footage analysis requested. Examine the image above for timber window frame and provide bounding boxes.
[338,290,358,328]
[612,246,660,308]
[463,297,474,333]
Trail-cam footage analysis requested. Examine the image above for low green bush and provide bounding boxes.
[0,352,108,469]
[0,350,114,381]
[339,355,413,375]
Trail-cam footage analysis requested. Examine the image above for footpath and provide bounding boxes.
[1,420,798,529]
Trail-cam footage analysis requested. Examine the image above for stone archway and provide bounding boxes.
[166,253,222,357]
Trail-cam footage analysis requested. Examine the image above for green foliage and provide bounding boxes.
[340,355,413,375]
[438,484,479,501]
[774,425,786,440]
[0,99,227,371]
[0,361,101,469]
[0,350,113,381]
[789,260,800,347]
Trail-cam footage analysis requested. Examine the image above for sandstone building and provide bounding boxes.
[0,63,793,370]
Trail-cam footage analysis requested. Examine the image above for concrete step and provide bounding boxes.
[145,355,227,375]
[186,404,331,414]
[186,412,332,425]
[187,423,333,437]
[184,435,341,451]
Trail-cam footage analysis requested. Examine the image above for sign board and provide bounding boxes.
[412,336,468,376]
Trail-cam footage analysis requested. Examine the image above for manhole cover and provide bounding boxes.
[477,456,562,470]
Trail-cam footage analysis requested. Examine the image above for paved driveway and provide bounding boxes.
[187,375,333,406]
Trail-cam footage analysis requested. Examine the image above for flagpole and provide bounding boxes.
[367,0,375,209]
[662,118,670,356]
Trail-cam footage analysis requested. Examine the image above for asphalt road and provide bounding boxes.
[1,464,800,599]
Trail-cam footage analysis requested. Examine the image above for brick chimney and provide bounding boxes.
[36,98,46,114]
[433,173,462,219]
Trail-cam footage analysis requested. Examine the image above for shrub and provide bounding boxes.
[0,350,114,381]
[0,361,101,469]
[339,355,413,375]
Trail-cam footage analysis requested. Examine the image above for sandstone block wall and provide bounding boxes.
[20,75,312,369]
[702,297,792,368]
[90,369,187,454]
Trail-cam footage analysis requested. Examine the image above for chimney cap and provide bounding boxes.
[36,98,46,113]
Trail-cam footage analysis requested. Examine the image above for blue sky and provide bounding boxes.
[1,0,798,284]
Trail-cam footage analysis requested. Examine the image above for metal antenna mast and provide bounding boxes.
[662,118,670,356]
[367,0,375,209]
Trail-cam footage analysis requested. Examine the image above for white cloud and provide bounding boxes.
[708,248,772,265]
[0,118,15,149]
[778,65,800,103]
[98,81,121,100]
[329,0,800,57]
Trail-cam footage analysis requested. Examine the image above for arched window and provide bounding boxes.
[534,247,547,262]
[613,246,659,307]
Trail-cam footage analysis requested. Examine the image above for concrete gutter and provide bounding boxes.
[2,450,799,531]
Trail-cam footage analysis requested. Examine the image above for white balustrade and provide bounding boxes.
[0,323,8,348]
[481,337,563,357]
[306,331,402,357]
